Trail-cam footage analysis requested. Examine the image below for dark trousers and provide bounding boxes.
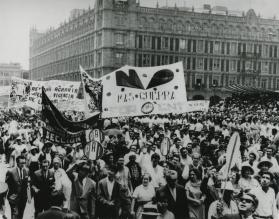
[9,200,26,219]
[34,195,51,217]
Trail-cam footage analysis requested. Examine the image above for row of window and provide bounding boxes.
[136,35,279,58]
[32,53,95,80]
[136,54,279,75]
[31,35,95,69]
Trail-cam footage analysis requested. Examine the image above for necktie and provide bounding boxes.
[20,170,23,180]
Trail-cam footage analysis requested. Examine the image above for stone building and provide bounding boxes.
[29,0,279,99]
[0,63,24,86]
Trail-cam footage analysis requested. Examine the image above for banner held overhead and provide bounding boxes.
[101,62,187,118]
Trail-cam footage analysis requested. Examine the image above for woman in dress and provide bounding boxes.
[185,168,206,219]
[131,173,156,219]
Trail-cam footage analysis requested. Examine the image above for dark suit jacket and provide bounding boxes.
[31,169,55,202]
[221,214,242,219]
[36,207,66,219]
[156,184,189,219]
[69,174,96,218]
[5,167,29,205]
[97,177,121,218]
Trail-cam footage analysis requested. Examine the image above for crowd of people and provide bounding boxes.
[0,94,279,219]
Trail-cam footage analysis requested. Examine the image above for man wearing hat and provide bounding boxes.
[6,155,29,219]
[238,165,260,191]
[67,160,96,219]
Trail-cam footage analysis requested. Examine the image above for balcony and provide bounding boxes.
[241,69,261,75]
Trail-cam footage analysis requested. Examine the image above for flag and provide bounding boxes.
[79,66,102,116]
[224,132,241,177]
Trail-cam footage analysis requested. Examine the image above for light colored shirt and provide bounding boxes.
[251,187,278,219]
[106,177,115,200]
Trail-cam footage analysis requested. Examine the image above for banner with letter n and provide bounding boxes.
[101,62,188,118]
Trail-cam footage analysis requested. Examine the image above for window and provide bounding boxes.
[210,41,213,54]
[97,33,102,47]
[269,62,272,74]
[197,58,203,69]
[205,41,208,53]
[187,40,192,52]
[156,55,161,65]
[209,58,213,71]
[237,60,241,72]
[269,45,273,58]
[238,43,242,55]
[213,59,220,70]
[221,59,225,72]
[163,37,169,50]
[143,36,151,49]
[277,79,279,90]
[175,38,179,51]
[180,39,186,50]
[151,55,155,66]
[263,62,269,72]
[192,40,196,53]
[197,40,203,53]
[231,60,236,72]
[170,38,174,51]
[261,79,267,89]
[115,53,123,63]
[226,60,229,72]
[143,54,150,66]
[275,46,278,58]
[226,42,230,55]
[97,52,102,66]
[152,37,156,50]
[157,37,161,50]
[187,57,191,70]
[274,63,277,74]
[192,58,196,70]
[115,33,124,45]
[221,42,225,54]
[204,58,208,70]
[231,42,237,55]
[138,35,143,49]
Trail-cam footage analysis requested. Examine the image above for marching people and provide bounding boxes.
[32,159,55,217]
[67,160,96,219]
[5,155,29,219]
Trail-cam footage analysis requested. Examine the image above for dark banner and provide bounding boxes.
[42,88,99,133]
[43,127,86,145]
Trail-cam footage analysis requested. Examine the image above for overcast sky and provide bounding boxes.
[0,0,279,70]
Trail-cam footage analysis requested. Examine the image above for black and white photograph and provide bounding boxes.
[1,0,279,218]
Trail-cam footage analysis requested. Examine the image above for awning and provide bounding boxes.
[223,84,277,95]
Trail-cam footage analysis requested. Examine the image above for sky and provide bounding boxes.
[0,0,279,70]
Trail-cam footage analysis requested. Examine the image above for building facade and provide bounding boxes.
[0,63,24,86]
[29,0,279,99]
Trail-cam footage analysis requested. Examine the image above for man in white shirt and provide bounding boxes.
[147,153,165,189]
[262,147,279,173]
[251,171,278,219]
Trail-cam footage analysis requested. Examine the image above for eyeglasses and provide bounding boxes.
[240,198,253,204]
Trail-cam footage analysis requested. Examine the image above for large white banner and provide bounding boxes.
[102,62,188,118]
[9,77,83,111]
[186,100,210,112]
